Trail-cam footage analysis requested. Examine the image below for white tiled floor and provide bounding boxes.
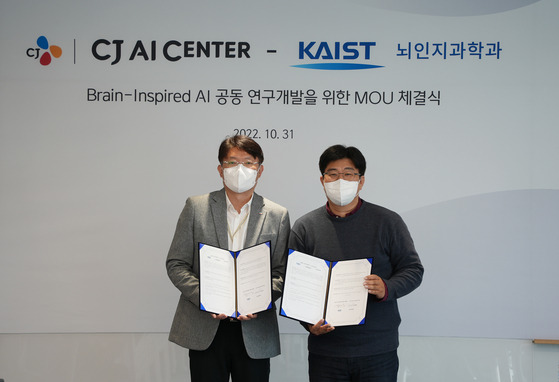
[0,334,557,382]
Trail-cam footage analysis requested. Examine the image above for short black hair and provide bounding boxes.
[218,135,264,164]
[319,145,366,175]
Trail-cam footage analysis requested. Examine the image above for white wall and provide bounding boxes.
[2,0,558,340]
[1,0,559,380]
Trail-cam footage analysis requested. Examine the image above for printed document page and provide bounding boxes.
[280,250,329,325]
[236,243,272,316]
[199,244,236,316]
[324,258,371,326]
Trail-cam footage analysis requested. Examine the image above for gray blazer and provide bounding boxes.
[166,189,290,359]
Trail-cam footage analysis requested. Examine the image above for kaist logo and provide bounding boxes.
[27,36,62,66]
[293,41,383,70]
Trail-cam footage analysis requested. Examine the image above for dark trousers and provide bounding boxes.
[189,320,270,382]
[308,350,399,382]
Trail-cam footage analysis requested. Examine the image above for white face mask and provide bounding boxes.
[222,164,258,193]
[323,179,359,207]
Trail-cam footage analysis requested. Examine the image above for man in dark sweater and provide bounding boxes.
[289,144,424,382]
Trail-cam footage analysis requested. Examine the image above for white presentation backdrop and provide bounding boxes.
[1,0,558,339]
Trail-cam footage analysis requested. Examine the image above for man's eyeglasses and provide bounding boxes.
[221,160,261,169]
[323,171,361,181]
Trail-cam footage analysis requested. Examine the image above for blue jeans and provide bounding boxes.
[308,350,399,382]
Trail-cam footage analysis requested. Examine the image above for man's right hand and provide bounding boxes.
[308,319,335,335]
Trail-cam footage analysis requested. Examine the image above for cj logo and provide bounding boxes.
[27,36,62,66]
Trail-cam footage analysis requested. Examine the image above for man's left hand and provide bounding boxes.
[364,274,386,299]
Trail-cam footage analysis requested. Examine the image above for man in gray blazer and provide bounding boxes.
[166,135,290,382]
